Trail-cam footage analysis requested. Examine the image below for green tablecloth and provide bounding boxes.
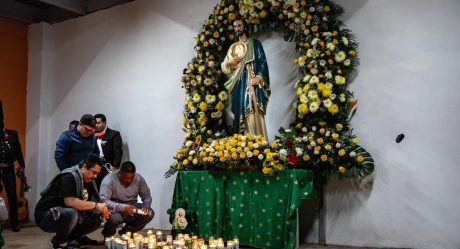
[169,170,317,249]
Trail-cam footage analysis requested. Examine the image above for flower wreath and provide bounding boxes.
[166,0,374,183]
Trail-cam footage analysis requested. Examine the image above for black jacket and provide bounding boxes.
[1,129,25,168]
[100,128,123,168]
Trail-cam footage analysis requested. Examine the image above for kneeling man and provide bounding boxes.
[100,161,154,236]
[34,154,110,249]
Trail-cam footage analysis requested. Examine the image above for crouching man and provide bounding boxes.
[34,154,110,249]
[100,161,154,237]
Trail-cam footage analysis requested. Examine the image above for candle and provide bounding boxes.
[200,245,208,249]
[128,242,136,249]
[226,241,234,249]
[208,242,216,249]
[156,231,163,242]
[166,235,173,245]
[233,238,239,249]
[148,241,155,249]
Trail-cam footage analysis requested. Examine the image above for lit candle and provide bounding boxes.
[156,231,163,242]
[208,242,217,249]
[166,235,173,245]
[227,241,234,249]
[200,245,208,249]
[148,240,155,249]
[147,230,153,237]
[233,238,239,249]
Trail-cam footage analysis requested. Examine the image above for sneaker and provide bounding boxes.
[66,240,81,248]
[48,238,69,249]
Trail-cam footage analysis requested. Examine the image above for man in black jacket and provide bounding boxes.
[0,101,25,232]
[94,114,123,188]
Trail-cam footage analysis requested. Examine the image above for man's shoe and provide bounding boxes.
[77,235,98,245]
[66,240,81,248]
[48,238,69,249]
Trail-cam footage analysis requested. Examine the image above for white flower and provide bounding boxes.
[203,78,213,86]
[301,127,308,133]
[185,141,193,147]
[349,151,356,157]
[295,147,303,156]
[241,135,247,142]
[308,90,318,99]
[313,150,320,155]
[323,99,332,108]
[295,18,300,23]
[253,143,259,149]
[306,49,315,57]
[309,7,315,12]
[310,141,316,147]
[335,143,341,148]
[335,75,346,85]
[207,61,215,68]
[258,154,264,160]
[344,59,351,66]
[325,131,331,137]
[339,93,346,102]
[205,95,216,104]
[298,56,306,66]
[334,51,346,62]
[302,136,308,142]
[303,29,310,35]
[209,38,215,45]
[192,93,201,102]
[190,107,197,113]
[309,76,319,84]
[189,150,196,156]
[192,159,198,165]
[218,15,223,21]
[319,60,326,67]
[211,111,222,119]
[246,151,253,158]
[322,16,328,21]
[303,75,311,82]
[218,91,228,100]
[342,36,349,46]
[279,149,288,157]
[262,141,269,146]
[241,142,246,148]
[200,35,205,42]
[326,42,335,50]
[300,94,308,103]
[322,32,332,37]
[312,126,317,131]
[325,71,332,79]
[310,68,318,75]
[309,102,319,112]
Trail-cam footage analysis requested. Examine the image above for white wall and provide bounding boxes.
[26,0,460,248]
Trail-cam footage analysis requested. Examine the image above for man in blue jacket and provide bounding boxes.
[55,114,99,171]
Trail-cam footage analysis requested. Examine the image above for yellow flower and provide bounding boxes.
[319,128,325,134]
[320,155,327,161]
[198,115,207,126]
[199,151,206,157]
[199,102,208,111]
[296,87,303,96]
[239,153,246,159]
[352,138,359,144]
[311,25,318,32]
[332,133,339,140]
[328,104,339,114]
[324,144,332,150]
[229,5,235,11]
[298,103,309,114]
[356,155,364,163]
[207,156,214,162]
[183,159,189,166]
[216,101,225,111]
[260,10,267,18]
[213,31,219,38]
[187,101,194,109]
[338,166,346,173]
[262,167,273,175]
[303,154,310,161]
[336,123,343,131]
[322,88,332,97]
[228,13,236,20]
[338,149,345,156]
[271,142,278,149]
[303,84,310,92]
[253,150,260,156]
[317,138,324,144]
[231,153,238,159]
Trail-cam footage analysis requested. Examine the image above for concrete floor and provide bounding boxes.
[2,224,402,249]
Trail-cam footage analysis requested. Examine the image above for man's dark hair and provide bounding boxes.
[234,18,250,37]
[94,113,107,122]
[120,161,136,173]
[79,154,103,169]
[69,120,79,127]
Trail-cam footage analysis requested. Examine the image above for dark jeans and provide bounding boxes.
[101,203,154,237]
[35,207,101,245]
[0,166,18,226]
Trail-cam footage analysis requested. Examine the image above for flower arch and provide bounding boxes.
[166,0,374,182]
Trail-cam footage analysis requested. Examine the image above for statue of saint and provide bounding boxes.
[221,19,271,138]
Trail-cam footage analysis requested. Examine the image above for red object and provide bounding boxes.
[287,153,298,166]
[96,133,105,139]
[4,133,9,140]
[285,139,293,147]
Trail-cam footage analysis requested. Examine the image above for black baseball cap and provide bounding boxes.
[80,114,96,132]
